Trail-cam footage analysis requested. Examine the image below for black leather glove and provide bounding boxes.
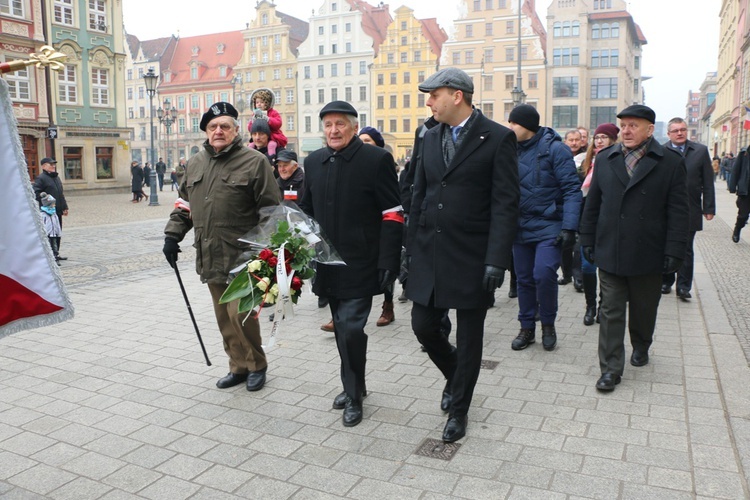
[582,246,595,265]
[555,229,577,250]
[663,256,683,274]
[378,269,397,290]
[163,237,181,268]
[482,265,505,292]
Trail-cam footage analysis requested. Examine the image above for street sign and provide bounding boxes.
[46,126,58,139]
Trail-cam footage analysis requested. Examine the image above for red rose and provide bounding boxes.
[259,248,274,261]
[285,261,292,273]
[268,256,278,268]
[290,276,303,290]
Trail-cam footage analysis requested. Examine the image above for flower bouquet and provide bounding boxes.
[219,202,344,347]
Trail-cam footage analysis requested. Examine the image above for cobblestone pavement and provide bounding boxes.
[1,186,750,498]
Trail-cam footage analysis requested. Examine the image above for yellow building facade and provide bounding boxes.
[372,6,447,162]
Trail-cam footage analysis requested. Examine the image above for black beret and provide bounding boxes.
[199,101,239,131]
[319,100,358,120]
[616,104,656,124]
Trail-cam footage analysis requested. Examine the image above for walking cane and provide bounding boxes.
[170,257,212,366]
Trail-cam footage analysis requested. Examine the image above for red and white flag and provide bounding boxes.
[0,79,73,338]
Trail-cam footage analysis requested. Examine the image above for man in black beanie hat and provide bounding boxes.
[507,104,582,356]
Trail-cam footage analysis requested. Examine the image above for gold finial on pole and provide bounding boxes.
[0,45,66,74]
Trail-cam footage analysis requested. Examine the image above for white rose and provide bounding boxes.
[247,260,262,272]
[270,283,279,296]
[256,277,271,291]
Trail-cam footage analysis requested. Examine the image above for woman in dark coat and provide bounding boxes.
[130,161,146,202]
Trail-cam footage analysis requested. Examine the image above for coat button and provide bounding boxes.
[438,203,443,209]
[620,214,625,219]
[441,181,447,187]
[436,227,442,233]
[330,158,335,163]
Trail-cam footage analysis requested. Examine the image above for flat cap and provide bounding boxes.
[276,149,298,163]
[319,100,358,119]
[418,67,474,94]
[199,101,239,131]
[40,157,57,164]
[616,104,655,124]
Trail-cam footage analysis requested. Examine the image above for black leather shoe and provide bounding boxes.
[216,372,248,389]
[512,328,535,350]
[442,415,468,443]
[595,373,621,391]
[318,296,329,308]
[342,399,363,427]
[56,256,68,261]
[558,276,572,285]
[246,369,267,391]
[541,325,557,351]
[440,381,452,412]
[584,305,596,326]
[332,389,367,410]
[733,227,742,243]
[677,288,691,300]
[630,350,649,367]
[508,284,518,298]
[573,278,584,292]
[661,284,671,294]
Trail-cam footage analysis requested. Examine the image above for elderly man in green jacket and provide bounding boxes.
[163,102,280,392]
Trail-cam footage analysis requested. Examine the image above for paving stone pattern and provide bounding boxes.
[1,187,750,498]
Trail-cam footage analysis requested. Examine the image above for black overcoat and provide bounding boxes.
[579,139,689,276]
[131,165,144,192]
[406,112,520,309]
[33,171,68,212]
[664,140,715,232]
[300,137,402,299]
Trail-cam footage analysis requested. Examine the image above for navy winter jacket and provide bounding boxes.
[515,127,582,244]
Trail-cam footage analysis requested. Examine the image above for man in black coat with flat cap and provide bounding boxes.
[580,104,688,393]
[407,67,519,443]
[300,100,403,428]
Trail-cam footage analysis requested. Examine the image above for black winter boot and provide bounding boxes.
[582,274,598,326]
[733,224,743,243]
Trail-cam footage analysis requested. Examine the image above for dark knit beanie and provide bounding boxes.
[251,119,271,136]
[508,104,540,133]
[594,123,620,141]
[358,126,385,148]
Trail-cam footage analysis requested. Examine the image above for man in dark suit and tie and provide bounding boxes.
[580,105,689,392]
[661,117,715,300]
[406,67,519,442]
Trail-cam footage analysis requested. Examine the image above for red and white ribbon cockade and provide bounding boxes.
[382,205,405,223]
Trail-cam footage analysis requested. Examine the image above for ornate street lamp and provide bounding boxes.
[510,0,526,108]
[143,67,159,206]
[157,98,177,168]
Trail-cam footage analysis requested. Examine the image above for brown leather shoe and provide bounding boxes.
[376,301,394,326]
[320,319,334,332]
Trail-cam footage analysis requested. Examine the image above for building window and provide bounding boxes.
[359,61,366,74]
[572,21,580,36]
[486,23,493,36]
[505,47,514,61]
[53,0,73,25]
[484,48,494,63]
[404,72,410,84]
[345,62,352,75]
[634,79,639,93]
[192,117,200,132]
[261,13,268,25]
[331,24,337,34]
[251,54,257,65]
[286,89,294,103]
[401,36,407,46]
[528,73,538,89]
[318,26,324,35]
[138,87,144,99]
[610,49,619,66]
[390,72,397,85]
[389,119,397,133]
[63,147,83,180]
[274,51,281,61]
[403,118,411,133]
[128,108,133,118]
[482,102,493,120]
[319,45,324,55]
[191,67,198,79]
[191,94,199,109]
[258,70,265,81]
[273,90,280,104]
[473,0,481,10]
[304,66,310,79]
[634,55,640,70]
[553,76,578,97]
[250,38,256,47]
[318,89,325,103]
[286,67,293,79]
[304,89,311,104]
[601,23,610,38]
[390,95,397,108]
[346,22,351,32]
[317,65,324,78]
[345,87,352,101]
[262,36,268,46]
[387,53,394,64]
[377,119,384,132]
[401,21,407,30]
[611,22,619,38]
[139,106,144,118]
[6,61,30,101]
[592,24,600,39]
[95,147,113,179]
[377,74,384,85]
[483,75,493,91]
[591,50,599,68]
[590,106,617,128]
[332,44,337,54]
[377,95,384,109]
[346,42,352,52]
[359,86,366,101]
[418,71,425,83]
[88,0,106,31]
[331,2,337,10]
[466,50,474,64]
[552,106,578,129]
[177,96,185,109]
[304,116,311,133]
[503,103,513,121]
[274,69,280,80]
[287,116,294,131]
[206,93,214,106]
[414,51,421,62]
[262,52,269,63]
[274,34,281,45]
[466,24,473,38]
[507,20,514,34]
[126,69,132,80]
[91,68,109,105]
[219,66,227,77]
[331,64,338,77]
[505,74,514,90]
[521,46,528,60]
[418,93,425,107]
[590,78,618,99]
[127,87,133,100]
[401,52,408,63]
[178,118,185,133]
[331,88,338,101]
[453,52,460,65]
[403,94,411,108]
[552,47,579,66]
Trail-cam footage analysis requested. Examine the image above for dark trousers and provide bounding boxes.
[158,174,164,190]
[329,296,373,402]
[736,195,750,228]
[662,230,696,291]
[208,283,266,374]
[411,295,488,417]
[598,270,662,375]
[513,239,561,328]
[56,213,63,253]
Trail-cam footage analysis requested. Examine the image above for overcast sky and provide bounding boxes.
[123,0,720,124]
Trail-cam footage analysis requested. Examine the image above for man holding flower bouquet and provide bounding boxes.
[163,102,281,392]
[300,100,403,427]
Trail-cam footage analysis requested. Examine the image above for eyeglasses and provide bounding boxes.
[593,135,611,141]
[206,122,235,132]
[668,128,687,134]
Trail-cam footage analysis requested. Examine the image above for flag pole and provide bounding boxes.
[0,45,66,74]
